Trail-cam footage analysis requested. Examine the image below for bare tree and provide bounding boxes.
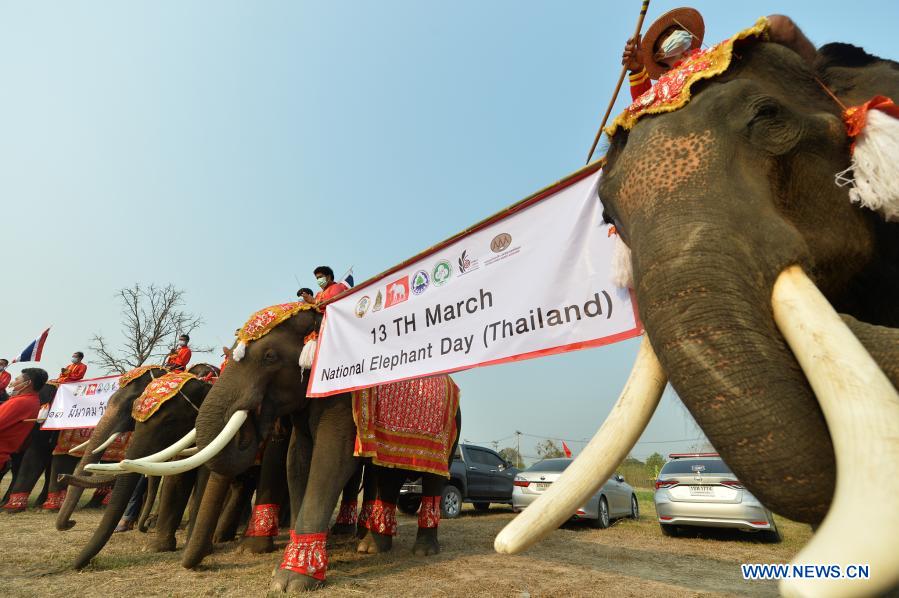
[90,283,211,374]
[534,439,565,460]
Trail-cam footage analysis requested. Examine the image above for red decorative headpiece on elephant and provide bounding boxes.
[132,371,198,422]
[231,302,317,362]
[119,365,166,389]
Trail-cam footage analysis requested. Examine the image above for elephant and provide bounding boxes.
[139,304,461,592]
[71,367,218,569]
[498,24,899,597]
[55,363,216,531]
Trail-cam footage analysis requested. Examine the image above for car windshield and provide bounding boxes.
[660,459,733,475]
[526,459,571,472]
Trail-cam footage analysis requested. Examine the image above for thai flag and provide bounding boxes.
[12,327,51,363]
[339,267,354,289]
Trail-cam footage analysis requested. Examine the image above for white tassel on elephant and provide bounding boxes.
[232,341,247,362]
[835,95,899,222]
[609,227,634,289]
[298,332,318,371]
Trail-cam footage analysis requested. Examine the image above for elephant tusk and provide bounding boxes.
[178,447,199,456]
[494,335,667,554]
[84,462,130,475]
[118,411,248,476]
[772,265,899,598]
[128,429,197,463]
[90,432,121,455]
[68,439,91,455]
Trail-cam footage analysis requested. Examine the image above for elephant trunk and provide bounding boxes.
[194,376,261,479]
[137,476,160,532]
[72,472,141,569]
[633,219,835,523]
[181,471,232,569]
[56,403,130,531]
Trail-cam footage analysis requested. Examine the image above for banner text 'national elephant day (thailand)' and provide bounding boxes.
[308,164,641,397]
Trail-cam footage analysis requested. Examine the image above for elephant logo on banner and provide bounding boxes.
[385,276,409,308]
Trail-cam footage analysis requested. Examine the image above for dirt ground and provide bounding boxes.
[0,488,810,597]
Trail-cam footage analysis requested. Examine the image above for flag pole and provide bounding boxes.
[585,0,651,165]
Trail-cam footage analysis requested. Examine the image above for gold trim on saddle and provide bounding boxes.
[606,17,770,137]
[231,302,315,362]
[119,365,165,389]
[132,372,198,423]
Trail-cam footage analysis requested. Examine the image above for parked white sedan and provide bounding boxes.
[512,458,638,528]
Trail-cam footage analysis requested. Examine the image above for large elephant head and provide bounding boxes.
[190,306,321,478]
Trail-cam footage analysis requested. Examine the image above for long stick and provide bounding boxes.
[585,0,651,164]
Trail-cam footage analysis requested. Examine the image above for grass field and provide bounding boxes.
[0,486,811,597]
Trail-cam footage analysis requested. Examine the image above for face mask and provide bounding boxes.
[316,277,327,289]
[71,357,79,364]
[657,29,693,60]
[178,340,187,347]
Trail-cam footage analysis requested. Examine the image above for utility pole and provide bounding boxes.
[515,430,522,467]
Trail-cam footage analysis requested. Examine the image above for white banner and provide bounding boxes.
[41,375,120,430]
[308,165,641,396]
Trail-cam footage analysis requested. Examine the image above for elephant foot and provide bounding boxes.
[1,507,25,514]
[270,568,325,593]
[356,531,393,554]
[329,523,356,537]
[213,531,236,544]
[239,535,274,554]
[152,536,177,552]
[412,528,440,556]
[57,519,76,531]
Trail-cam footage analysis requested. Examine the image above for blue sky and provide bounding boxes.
[2,1,897,462]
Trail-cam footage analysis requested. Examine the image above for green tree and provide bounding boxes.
[645,452,666,477]
[535,439,565,460]
[499,447,525,469]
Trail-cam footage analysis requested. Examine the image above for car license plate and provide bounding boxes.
[689,485,714,496]
[534,482,550,491]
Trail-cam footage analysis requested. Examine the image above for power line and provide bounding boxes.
[462,430,706,448]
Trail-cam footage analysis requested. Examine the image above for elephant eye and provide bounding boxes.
[263,349,279,364]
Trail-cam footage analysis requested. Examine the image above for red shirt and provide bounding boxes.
[0,392,40,469]
[314,281,349,311]
[0,371,10,392]
[55,362,87,384]
[166,346,192,372]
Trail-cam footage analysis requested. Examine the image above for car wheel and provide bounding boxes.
[441,485,462,519]
[660,523,678,537]
[473,502,490,512]
[590,497,610,529]
[629,494,639,519]
[397,496,421,515]
[760,520,782,543]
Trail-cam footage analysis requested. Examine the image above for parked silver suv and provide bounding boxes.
[653,453,780,542]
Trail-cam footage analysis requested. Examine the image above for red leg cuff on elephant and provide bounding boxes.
[335,500,358,525]
[418,495,440,529]
[365,499,397,536]
[42,490,67,510]
[3,492,29,511]
[244,503,280,537]
[358,500,374,529]
[280,530,328,581]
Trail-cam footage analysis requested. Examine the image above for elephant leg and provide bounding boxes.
[271,396,356,593]
[241,424,290,554]
[153,470,196,552]
[181,470,229,569]
[287,412,313,528]
[356,463,378,539]
[412,473,445,556]
[331,461,362,537]
[42,455,77,511]
[137,476,160,531]
[356,467,403,555]
[2,427,52,512]
[214,471,252,543]
[35,457,52,508]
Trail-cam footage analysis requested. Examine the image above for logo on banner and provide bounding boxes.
[385,277,409,308]
[411,270,430,295]
[372,290,383,312]
[433,260,452,286]
[491,233,512,253]
[457,250,479,275]
[355,296,371,318]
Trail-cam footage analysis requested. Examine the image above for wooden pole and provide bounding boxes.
[585,0,651,165]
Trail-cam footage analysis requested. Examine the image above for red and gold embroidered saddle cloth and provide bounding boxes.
[352,375,460,478]
[132,372,197,423]
[53,429,132,460]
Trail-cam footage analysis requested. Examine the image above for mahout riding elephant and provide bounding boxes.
[71,368,218,569]
[55,363,216,531]
[501,19,899,597]
[1,383,118,512]
[135,303,461,592]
